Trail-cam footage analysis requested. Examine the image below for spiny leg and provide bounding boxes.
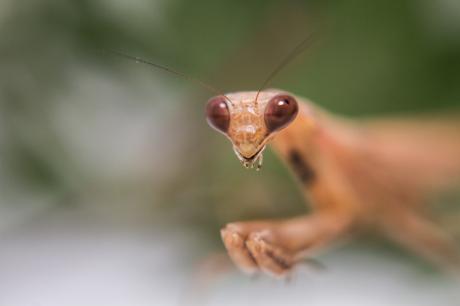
[220,225,258,274]
[221,212,353,277]
[245,231,295,277]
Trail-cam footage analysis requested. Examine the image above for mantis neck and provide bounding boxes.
[269,101,323,186]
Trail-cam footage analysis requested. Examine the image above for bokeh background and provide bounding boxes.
[1,0,460,305]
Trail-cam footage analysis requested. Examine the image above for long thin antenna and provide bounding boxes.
[254,32,315,104]
[105,50,233,105]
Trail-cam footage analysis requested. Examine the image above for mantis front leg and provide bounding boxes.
[221,211,353,277]
[221,149,360,277]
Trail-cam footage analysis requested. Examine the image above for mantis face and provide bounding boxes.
[206,90,298,169]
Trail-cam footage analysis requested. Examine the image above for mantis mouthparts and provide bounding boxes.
[233,146,265,171]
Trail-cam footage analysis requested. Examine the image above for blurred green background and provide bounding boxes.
[0,0,460,305]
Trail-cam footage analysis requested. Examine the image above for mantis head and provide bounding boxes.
[206,90,298,170]
[109,36,311,171]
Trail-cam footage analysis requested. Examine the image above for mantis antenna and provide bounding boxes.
[254,32,315,106]
[106,50,233,106]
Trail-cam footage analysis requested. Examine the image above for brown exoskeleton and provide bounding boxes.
[206,89,460,277]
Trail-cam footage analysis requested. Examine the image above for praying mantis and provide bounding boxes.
[209,89,460,277]
[110,35,460,278]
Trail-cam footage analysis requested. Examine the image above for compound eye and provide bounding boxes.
[264,95,298,132]
[206,96,230,134]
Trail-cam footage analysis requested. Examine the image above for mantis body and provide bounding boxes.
[109,43,460,278]
[206,90,460,277]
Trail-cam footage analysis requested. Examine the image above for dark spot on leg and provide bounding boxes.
[266,249,291,270]
[288,150,316,185]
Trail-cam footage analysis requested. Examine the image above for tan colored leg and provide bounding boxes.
[382,207,460,273]
[221,212,352,277]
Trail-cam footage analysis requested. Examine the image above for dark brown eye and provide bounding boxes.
[206,96,230,133]
[264,95,298,132]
